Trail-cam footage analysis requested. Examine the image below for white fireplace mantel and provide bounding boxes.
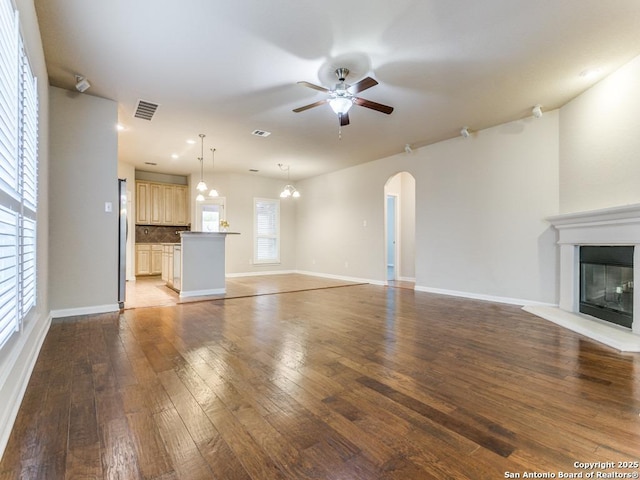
[523,204,640,352]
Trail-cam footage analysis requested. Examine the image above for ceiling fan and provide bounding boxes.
[293,67,394,126]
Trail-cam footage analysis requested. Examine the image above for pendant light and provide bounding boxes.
[208,148,219,197]
[278,164,300,198]
[195,133,207,202]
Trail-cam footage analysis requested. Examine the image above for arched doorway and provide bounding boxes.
[384,172,416,287]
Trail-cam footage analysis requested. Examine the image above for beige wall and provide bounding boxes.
[188,172,298,274]
[560,55,640,213]
[297,112,560,304]
[49,87,119,313]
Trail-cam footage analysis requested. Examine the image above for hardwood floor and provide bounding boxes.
[125,274,364,309]
[2,282,640,479]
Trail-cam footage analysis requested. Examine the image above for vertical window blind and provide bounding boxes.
[254,198,280,264]
[0,0,38,350]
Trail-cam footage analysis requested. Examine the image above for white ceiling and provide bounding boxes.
[34,0,640,181]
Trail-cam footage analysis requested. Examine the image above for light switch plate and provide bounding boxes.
[105,201,113,213]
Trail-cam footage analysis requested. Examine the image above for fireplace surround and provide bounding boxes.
[524,204,640,352]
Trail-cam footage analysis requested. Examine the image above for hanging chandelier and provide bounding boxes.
[195,134,207,202]
[278,164,300,198]
[208,148,219,197]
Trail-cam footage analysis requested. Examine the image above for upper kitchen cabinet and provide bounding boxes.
[136,180,189,226]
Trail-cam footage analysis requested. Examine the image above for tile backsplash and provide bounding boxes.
[135,225,190,243]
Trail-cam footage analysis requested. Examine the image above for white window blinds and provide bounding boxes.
[254,198,280,264]
[0,0,38,350]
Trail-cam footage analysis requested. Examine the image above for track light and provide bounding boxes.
[532,104,543,118]
[460,127,470,138]
[404,144,412,154]
[74,74,90,93]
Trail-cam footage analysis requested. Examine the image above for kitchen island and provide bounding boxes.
[177,231,239,298]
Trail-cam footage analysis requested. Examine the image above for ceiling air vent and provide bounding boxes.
[251,129,271,137]
[134,100,159,121]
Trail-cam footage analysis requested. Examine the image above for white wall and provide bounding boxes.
[189,172,297,274]
[560,54,640,213]
[0,0,51,460]
[297,112,560,304]
[49,87,119,315]
[415,114,559,304]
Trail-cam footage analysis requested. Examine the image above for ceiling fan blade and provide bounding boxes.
[353,97,394,114]
[339,111,350,126]
[348,76,378,94]
[297,81,329,93]
[293,99,328,113]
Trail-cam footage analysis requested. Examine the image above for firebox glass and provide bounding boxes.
[580,263,634,315]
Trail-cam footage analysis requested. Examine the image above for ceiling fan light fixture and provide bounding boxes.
[329,97,353,115]
[209,188,219,197]
[195,193,205,202]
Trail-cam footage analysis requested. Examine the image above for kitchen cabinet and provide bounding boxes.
[173,186,188,225]
[135,244,151,275]
[135,244,163,276]
[151,245,163,275]
[136,182,150,224]
[135,181,189,226]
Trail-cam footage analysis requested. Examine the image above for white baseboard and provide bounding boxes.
[50,303,120,320]
[397,276,416,282]
[179,288,226,298]
[226,270,296,278]
[0,312,51,460]
[414,285,556,307]
[295,270,384,286]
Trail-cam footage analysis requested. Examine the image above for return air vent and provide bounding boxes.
[251,129,271,137]
[134,100,159,121]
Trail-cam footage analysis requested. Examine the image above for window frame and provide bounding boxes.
[0,0,38,350]
[253,197,280,265]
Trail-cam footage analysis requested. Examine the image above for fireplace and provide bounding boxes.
[579,246,633,328]
[522,204,640,352]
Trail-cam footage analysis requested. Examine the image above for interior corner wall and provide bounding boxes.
[49,86,119,314]
[559,54,640,213]
[296,112,559,304]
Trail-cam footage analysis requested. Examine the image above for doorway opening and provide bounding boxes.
[384,172,416,288]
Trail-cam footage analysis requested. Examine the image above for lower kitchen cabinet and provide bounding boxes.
[135,244,163,276]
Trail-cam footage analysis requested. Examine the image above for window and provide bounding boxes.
[0,0,38,349]
[254,198,279,264]
[195,198,225,232]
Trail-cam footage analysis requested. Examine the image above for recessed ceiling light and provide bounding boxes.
[186,139,196,144]
[116,123,125,131]
[171,154,179,159]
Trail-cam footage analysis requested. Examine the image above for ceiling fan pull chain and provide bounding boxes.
[338,124,342,140]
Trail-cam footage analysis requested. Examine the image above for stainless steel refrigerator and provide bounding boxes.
[118,179,127,309]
